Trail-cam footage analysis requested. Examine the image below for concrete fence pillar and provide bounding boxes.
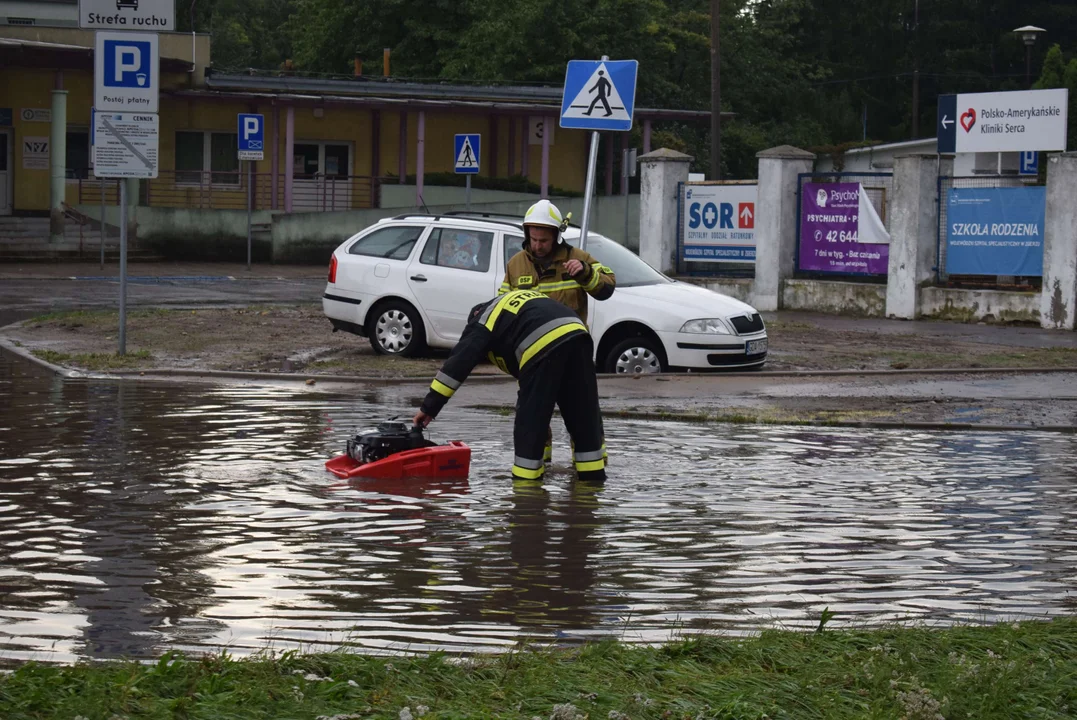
[753,145,814,312]
[1041,152,1077,330]
[638,148,692,274]
[49,89,68,243]
[885,154,952,319]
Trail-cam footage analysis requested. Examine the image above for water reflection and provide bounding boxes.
[1,350,1076,665]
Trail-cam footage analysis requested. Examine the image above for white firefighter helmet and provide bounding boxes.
[522,200,571,244]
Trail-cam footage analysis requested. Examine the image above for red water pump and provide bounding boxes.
[325,420,470,480]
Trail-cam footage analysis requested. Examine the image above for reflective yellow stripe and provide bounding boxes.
[512,464,545,479]
[498,283,511,295]
[519,321,586,367]
[574,459,606,472]
[431,379,455,398]
[584,263,604,291]
[485,290,543,330]
[535,280,579,293]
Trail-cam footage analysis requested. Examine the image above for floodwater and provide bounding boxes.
[1,351,1076,665]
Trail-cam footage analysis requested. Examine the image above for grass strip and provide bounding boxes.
[32,349,153,371]
[1,619,1075,719]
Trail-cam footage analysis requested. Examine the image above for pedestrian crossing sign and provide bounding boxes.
[560,59,638,131]
[454,134,481,174]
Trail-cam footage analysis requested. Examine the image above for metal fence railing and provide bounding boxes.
[794,171,893,283]
[936,175,1043,289]
[77,171,381,212]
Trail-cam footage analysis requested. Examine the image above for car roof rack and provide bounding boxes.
[388,213,524,230]
[442,210,581,229]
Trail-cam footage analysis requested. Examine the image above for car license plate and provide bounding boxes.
[746,338,768,355]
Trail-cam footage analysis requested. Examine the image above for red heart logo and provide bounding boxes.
[960,108,976,133]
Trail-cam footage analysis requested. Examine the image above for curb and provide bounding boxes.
[0,336,87,379]
[108,367,518,385]
[89,365,1077,385]
[469,404,1077,435]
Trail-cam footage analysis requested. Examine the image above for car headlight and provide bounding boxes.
[679,318,731,334]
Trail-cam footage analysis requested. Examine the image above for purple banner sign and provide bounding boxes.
[799,182,889,275]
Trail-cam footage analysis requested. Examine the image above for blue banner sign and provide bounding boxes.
[946,186,1045,276]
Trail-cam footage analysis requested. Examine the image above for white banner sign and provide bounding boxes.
[939,88,1068,154]
[93,112,159,178]
[80,0,175,31]
[681,183,757,263]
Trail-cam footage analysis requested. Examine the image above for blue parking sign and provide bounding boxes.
[238,113,264,160]
[103,39,152,88]
[1019,151,1039,176]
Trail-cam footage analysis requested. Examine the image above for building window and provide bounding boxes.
[174,131,240,185]
[175,131,203,183]
[66,130,90,180]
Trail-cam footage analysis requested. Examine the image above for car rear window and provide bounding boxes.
[348,225,424,260]
[420,228,494,272]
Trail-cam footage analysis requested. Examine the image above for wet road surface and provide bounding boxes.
[1,351,1076,665]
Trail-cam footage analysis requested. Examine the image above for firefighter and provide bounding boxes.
[500,199,616,326]
[501,199,616,463]
[412,290,607,483]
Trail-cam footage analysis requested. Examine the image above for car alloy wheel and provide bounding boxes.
[615,345,661,374]
[375,309,414,354]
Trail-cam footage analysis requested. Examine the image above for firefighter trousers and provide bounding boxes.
[512,334,606,483]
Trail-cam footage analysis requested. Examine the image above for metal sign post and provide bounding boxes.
[237,113,265,271]
[118,180,127,355]
[579,120,602,251]
[622,147,636,245]
[465,175,471,210]
[245,161,253,268]
[91,16,162,358]
[560,56,638,251]
[100,178,106,269]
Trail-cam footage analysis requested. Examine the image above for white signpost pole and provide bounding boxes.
[100,178,106,269]
[247,160,252,271]
[466,175,471,211]
[622,148,631,245]
[118,180,127,355]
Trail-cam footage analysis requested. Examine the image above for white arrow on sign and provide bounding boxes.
[941,115,954,129]
[740,206,753,222]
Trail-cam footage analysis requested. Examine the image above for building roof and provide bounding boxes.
[0,36,192,71]
[204,73,729,122]
[840,138,937,156]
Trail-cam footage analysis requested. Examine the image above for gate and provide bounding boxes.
[794,171,893,282]
[936,175,1043,289]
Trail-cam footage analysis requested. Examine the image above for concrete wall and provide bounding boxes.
[380,184,538,208]
[782,279,887,316]
[920,287,1040,323]
[71,193,642,264]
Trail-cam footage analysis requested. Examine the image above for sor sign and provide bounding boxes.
[681,184,758,263]
[237,113,264,161]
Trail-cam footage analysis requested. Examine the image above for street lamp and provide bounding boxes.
[1014,25,1046,88]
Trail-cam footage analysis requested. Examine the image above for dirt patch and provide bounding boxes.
[5,305,1077,377]
[764,319,1077,371]
[6,305,460,377]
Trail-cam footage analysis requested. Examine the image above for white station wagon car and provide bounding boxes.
[322,213,767,373]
